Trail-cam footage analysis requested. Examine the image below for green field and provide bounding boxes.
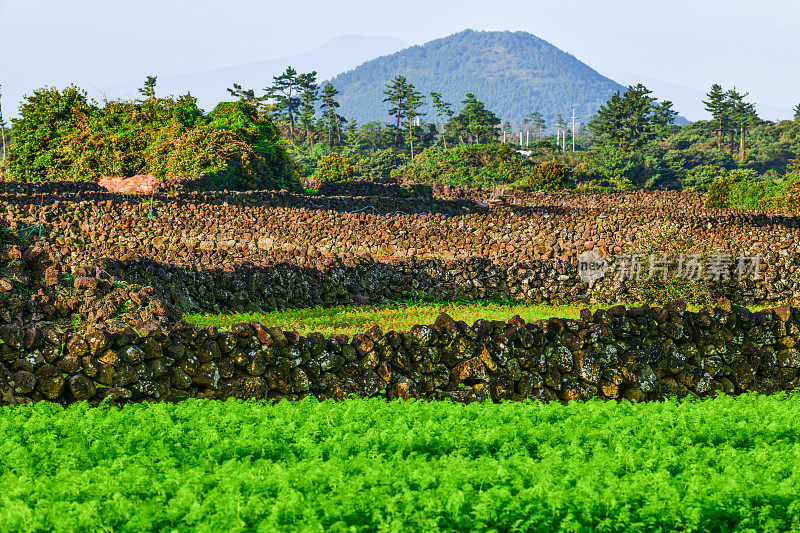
[184,300,594,337]
[2,394,800,532]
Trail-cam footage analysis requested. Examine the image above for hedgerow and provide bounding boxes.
[2,394,800,532]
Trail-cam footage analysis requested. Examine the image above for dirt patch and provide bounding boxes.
[98,174,160,194]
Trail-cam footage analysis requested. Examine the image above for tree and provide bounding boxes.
[405,86,425,158]
[0,85,6,175]
[430,92,453,149]
[653,100,678,133]
[556,114,569,150]
[502,121,513,139]
[589,84,676,152]
[527,112,545,142]
[727,88,759,162]
[7,85,96,182]
[227,83,261,108]
[344,118,359,149]
[794,103,800,121]
[449,93,500,144]
[313,152,353,182]
[266,66,300,138]
[703,84,730,151]
[138,75,158,100]
[297,71,318,146]
[320,82,344,145]
[383,75,412,147]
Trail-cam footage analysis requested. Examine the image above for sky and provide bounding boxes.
[1,0,798,120]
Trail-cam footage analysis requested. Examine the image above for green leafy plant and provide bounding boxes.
[2,395,800,531]
[313,152,353,183]
[352,148,409,179]
[515,159,572,190]
[7,84,300,191]
[391,143,532,187]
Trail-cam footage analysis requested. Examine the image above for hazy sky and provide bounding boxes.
[1,0,798,118]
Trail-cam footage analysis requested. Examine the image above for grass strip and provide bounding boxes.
[184,300,594,337]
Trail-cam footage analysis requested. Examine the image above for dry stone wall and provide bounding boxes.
[2,183,800,309]
[2,182,800,405]
[2,299,800,406]
[97,255,789,315]
[5,185,800,266]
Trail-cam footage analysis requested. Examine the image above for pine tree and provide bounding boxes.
[383,75,411,147]
[138,76,158,100]
[794,103,800,121]
[266,66,300,138]
[449,93,500,144]
[227,83,261,107]
[0,85,6,175]
[344,118,359,150]
[297,72,318,147]
[320,82,343,145]
[589,84,675,152]
[527,112,545,141]
[405,86,425,158]
[430,92,453,149]
[727,89,759,162]
[703,84,730,151]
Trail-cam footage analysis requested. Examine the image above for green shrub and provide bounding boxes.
[758,158,800,209]
[313,153,353,182]
[704,174,734,208]
[7,85,300,191]
[7,85,95,182]
[202,101,300,191]
[515,159,572,190]
[584,144,653,187]
[391,143,532,187]
[573,179,633,194]
[682,164,724,191]
[353,148,409,179]
[705,169,777,210]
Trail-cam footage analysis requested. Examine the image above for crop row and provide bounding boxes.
[1,394,799,532]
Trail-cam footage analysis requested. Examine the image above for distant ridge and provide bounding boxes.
[328,29,627,129]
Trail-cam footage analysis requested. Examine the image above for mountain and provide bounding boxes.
[611,72,795,123]
[327,30,626,130]
[107,35,409,113]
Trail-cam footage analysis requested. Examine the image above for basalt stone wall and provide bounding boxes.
[2,300,800,406]
[97,255,795,315]
[317,178,434,199]
[0,183,481,218]
[2,186,800,309]
[0,243,179,328]
[3,190,798,266]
